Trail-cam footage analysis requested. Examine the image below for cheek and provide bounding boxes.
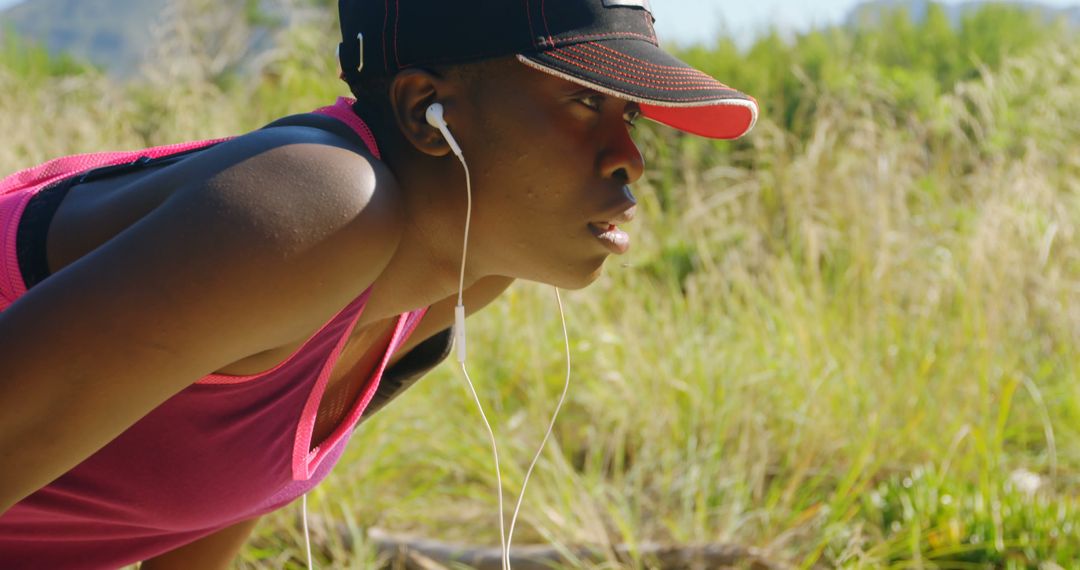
[467,108,594,225]
[473,148,573,218]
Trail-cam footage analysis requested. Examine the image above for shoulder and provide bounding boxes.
[164,123,405,260]
[116,123,407,345]
[198,122,400,212]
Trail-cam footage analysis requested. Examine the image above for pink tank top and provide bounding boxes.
[0,98,428,569]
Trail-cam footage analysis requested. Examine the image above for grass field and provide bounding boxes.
[2,1,1078,568]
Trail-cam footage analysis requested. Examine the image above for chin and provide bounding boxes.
[550,260,607,290]
[511,251,608,289]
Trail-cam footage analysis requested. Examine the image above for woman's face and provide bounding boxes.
[450,58,645,290]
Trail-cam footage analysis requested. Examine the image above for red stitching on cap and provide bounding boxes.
[591,43,717,76]
[394,0,402,69]
[524,0,537,49]
[563,45,719,85]
[542,31,656,46]
[541,0,553,46]
[575,44,706,78]
[576,44,738,91]
[642,10,655,42]
[545,50,723,90]
[637,94,744,102]
[587,42,712,76]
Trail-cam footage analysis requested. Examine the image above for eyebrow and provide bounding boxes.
[570,87,642,111]
[565,85,639,118]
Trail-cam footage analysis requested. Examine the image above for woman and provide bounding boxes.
[0,0,757,567]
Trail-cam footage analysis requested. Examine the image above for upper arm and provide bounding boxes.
[140,516,261,570]
[0,132,403,513]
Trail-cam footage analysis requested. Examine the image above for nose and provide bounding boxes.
[600,127,645,186]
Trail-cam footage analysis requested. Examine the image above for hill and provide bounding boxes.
[0,0,168,75]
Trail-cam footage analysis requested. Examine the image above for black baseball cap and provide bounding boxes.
[338,0,757,140]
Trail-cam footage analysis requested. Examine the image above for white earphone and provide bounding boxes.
[303,102,568,570]
[301,103,571,570]
[425,102,471,364]
[423,101,573,570]
[426,102,464,159]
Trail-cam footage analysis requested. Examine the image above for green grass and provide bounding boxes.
[3,2,1078,568]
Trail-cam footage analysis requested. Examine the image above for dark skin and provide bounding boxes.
[0,55,644,566]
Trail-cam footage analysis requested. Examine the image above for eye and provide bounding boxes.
[576,93,641,129]
[576,93,604,111]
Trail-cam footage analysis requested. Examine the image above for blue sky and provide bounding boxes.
[1,0,1077,45]
[648,0,1079,46]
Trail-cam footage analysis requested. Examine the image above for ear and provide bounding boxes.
[388,68,459,158]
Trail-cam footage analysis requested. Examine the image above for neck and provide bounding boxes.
[352,101,488,310]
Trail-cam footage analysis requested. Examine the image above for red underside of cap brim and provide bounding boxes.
[518,40,758,140]
[640,102,756,140]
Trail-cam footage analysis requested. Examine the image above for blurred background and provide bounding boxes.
[2,0,1079,568]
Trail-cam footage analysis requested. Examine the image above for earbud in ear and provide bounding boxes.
[426,102,446,129]
[425,102,463,158]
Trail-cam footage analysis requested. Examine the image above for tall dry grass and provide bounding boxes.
[287,40,1077,568]
[2,1,1078,567]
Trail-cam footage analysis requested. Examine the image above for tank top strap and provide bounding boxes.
[310,97,382,160]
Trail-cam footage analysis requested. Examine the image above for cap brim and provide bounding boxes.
[517,39,757,140]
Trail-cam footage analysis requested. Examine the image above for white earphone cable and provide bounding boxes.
[453,147,471,309]
[302,493,314,570]
[458,364,510,570]
[444,138,511,568]
[436,104,571,570]
[504,286,571,570]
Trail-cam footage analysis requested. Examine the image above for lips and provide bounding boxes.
[587,203,636,255]
[589,204,637,229]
